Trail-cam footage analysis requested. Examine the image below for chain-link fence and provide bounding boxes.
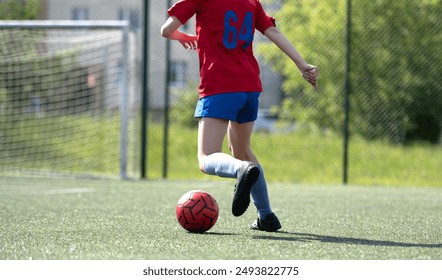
[1,0,441,186]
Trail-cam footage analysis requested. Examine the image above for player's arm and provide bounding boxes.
[264,26,318,88]
[161,16,197,50]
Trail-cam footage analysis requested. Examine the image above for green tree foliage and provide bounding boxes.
[170,84,199,128]
[0,0,42,20]
[258,0,441,143]
[0,0,44,115]
[351,0,442,143]
[0,0,42,60]
[0,0,98,118]
[259,0,346,132]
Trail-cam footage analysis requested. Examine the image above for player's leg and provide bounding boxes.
[228,123,281,231]
[228,122,273,218]
[227,120,256,162]
[197,117,244,178]
[197,117,260,217]
[195,93,260,216]
[228,92,281,231]
[195,93,254,179]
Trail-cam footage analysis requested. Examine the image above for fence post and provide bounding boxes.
[141,0,150,179]
[120,22,130,179]
[343,0,352,185]
[162,0,173,179]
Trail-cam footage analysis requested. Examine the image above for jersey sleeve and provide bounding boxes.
[255,0,276,34]
[167,0,200,25]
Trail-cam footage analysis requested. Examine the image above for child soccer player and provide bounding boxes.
[161,0,318,232]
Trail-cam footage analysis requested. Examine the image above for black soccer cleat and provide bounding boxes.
[232,162,260,217]
[250,213,282,232]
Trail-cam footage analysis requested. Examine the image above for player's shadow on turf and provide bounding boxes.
[253,231,442,249]
[188,232,239,236]
[206,232,239,236]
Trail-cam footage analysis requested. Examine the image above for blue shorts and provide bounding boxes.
[194,92,260,123]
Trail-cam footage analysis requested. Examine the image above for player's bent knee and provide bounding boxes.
[233,151,256,162]
[198,161,206,174]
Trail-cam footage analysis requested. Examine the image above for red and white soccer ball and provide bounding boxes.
[176,190,219,233]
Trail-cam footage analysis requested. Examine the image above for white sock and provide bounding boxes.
[202,152,244,178]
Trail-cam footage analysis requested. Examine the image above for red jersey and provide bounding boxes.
[168,0,276,98]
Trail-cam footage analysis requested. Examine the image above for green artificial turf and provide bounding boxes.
[0,176,441,260]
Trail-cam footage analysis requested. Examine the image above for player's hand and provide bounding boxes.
[179,35,197,50]
[301,64,319,89]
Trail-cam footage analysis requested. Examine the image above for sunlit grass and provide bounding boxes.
[1,116,441,186]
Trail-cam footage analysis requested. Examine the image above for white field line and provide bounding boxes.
[1,188,95,195]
